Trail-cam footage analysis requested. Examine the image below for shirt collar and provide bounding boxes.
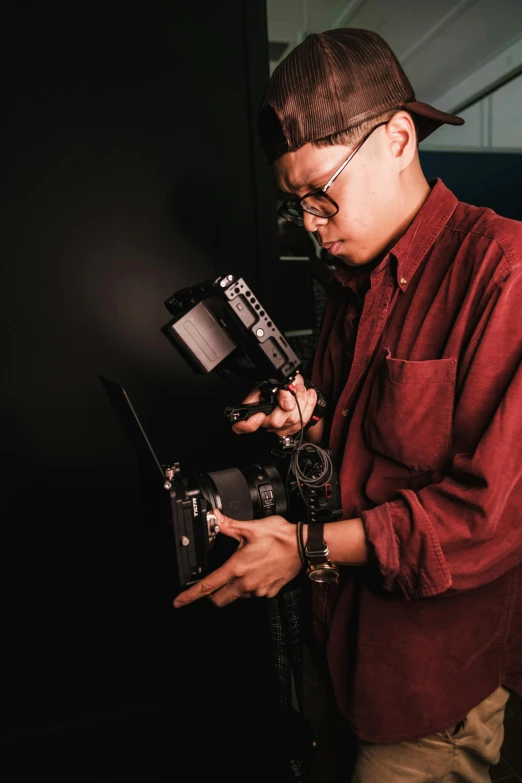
[391,178,458,291]
[333,179,458,292]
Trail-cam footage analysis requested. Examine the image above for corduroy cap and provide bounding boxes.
[258,28,464,163]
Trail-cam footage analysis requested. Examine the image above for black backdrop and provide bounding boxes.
[0,2,290,780]
[420,150,522,221]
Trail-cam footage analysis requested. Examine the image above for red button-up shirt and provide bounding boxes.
[310,178,522,742]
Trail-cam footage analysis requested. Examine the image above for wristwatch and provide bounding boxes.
[305,522,340,583]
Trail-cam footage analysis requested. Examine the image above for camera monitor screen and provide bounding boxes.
[99,375,165,486]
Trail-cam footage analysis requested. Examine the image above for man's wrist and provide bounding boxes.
[300,519,369,568]
[320,518,368,566]
[304,522,340,583]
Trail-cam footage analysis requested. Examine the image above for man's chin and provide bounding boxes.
[335,242,388,267]
[335,254,371,267]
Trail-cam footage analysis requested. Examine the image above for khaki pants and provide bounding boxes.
[299,647,510,783]
[350,686,510,783]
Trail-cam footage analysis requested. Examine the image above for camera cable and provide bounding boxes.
[285,385,334,512]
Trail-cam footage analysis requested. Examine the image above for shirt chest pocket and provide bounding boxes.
[364,349,457,472]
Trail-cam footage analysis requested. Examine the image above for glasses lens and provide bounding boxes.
[302,192,338,218]
[279,201,304,225]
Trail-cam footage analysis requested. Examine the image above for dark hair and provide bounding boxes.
[311,109,420,150]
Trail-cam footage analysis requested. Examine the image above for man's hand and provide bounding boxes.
[173,508,302,608]
[231,372,317,438]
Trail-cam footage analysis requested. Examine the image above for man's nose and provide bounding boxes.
[302,210,328,233]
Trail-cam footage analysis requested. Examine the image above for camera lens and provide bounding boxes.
[195,463,287,521]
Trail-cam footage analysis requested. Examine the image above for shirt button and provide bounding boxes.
[342,409,351,417]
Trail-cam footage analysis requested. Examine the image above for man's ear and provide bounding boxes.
[384,111,417,172]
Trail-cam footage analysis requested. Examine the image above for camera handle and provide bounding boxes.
[224,378,327,436]
[223,398,277,424]
[223,378,294,425]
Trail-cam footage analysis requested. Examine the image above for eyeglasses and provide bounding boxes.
[277,120,389,226]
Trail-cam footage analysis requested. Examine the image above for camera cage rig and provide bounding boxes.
[102,273,342,592]
[158,273,342,586]
[161,273,304,424]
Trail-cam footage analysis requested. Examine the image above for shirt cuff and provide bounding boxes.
[361,491,452,598]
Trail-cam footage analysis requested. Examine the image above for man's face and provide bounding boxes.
[273,124,404,267]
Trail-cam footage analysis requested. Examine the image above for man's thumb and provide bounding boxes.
[211,507,243,541]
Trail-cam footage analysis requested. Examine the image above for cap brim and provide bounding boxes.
[403,100,465,142]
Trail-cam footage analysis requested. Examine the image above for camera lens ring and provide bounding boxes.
[198,468,254,521]
[195,463,287,521]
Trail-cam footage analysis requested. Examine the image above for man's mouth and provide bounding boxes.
[322,240,342,255]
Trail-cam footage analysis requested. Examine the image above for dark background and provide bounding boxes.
[420,150,522,222]
[1,1,521,780]
[0,1,289,781]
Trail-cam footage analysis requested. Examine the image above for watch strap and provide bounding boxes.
[305,523,340,584]
[305,522,329,566]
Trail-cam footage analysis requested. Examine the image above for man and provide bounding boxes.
[174,28,522,783]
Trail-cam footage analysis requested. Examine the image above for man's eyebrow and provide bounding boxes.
[278,170,326,196]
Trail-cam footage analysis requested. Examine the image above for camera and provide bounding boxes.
[162,433,341,589]
[101,273,342,592]
[161,273,301,386]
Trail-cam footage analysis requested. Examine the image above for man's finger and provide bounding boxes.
[231,411,267,434]
[210,583,252,607]
[173,560,234,608]
[211,508,246,542]
[278,389,296,411]
[304,387,317,419]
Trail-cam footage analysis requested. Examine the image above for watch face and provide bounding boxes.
[308,566,339,584]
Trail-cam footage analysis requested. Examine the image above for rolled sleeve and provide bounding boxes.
[362,495,452,598]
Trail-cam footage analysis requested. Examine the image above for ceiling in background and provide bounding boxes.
[266,0,522,109]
